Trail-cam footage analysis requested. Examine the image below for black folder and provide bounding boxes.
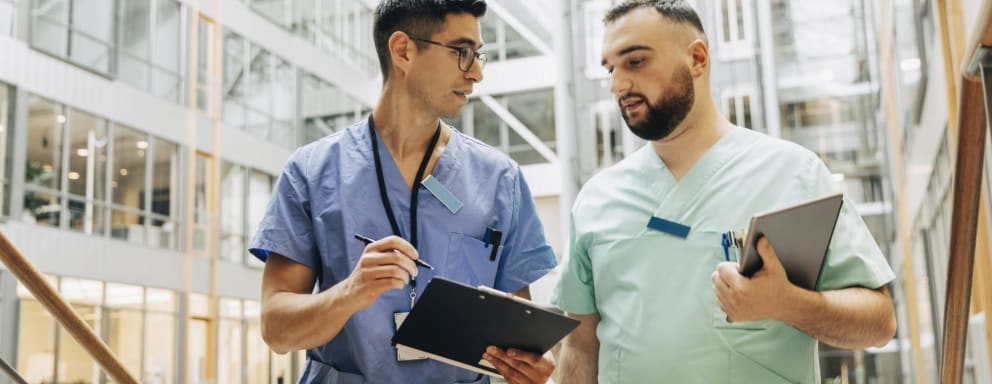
[738,193,844,290]
[391,277,580,378]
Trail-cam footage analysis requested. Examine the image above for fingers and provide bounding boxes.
[364,236,419,262]
[361,265,411,285]
[756,236,783,271]
[716,262,744,288]
[360,250,418,278]
[483,346,552,384]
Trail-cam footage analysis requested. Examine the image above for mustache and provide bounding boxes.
[618,93,649,108]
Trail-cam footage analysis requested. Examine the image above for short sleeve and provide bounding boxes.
[553,207,598,315]
[492,167,557,293]
[248,149,319,270]
[804,157,896,290]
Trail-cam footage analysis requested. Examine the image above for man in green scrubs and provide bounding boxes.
[554,1,897,383]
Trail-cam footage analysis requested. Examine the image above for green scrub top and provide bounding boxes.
[554,127,895,384]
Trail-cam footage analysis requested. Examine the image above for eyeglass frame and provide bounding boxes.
[407,36,488,73]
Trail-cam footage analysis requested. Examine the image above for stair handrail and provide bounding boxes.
[0,231,139,384]
[941,0,992,382]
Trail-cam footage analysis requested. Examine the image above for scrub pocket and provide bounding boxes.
[730,352,799,384]
[445,232,500,287]
[301,359,366,384]
[711,309,774,330]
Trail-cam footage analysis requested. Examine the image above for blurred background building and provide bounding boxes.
[0,0,989,383]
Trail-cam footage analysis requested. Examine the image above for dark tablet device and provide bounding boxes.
[738,193,844,290]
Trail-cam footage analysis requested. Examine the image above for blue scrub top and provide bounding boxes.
[249,118,557,384]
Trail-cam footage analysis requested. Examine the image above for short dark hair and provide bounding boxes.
[603,0,705,36]
[373,0,487,79]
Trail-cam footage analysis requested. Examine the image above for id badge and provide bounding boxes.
[394,312,428,361]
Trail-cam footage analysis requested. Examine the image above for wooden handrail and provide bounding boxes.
[0,232,139,384]
[942,1,992,383]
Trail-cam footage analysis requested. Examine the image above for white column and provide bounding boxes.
[553,0,579,257]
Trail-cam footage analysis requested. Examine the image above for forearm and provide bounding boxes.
[557,337,598,383]
[262,283,359,354]
[779,286,896,349]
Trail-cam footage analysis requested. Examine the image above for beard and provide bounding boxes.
[621,65,695,141]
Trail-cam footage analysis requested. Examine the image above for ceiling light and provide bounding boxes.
[56,115,66,124]
[136,141,148,150]
[120,168,128,176]
[76,149,89,157]
[67,172,80,180]
[42,164,53,173]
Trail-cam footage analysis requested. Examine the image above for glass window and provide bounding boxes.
[144,312,176,384]
[152,0,183,101]
[66,109,109,234]
[118,0,152,90]
[0,83,10,215]
[145,288,178,383]
[69,0,114,73]
[301,74,362,145]
[30,0,70,60]
[197,17,215,112]
[65,110,108,200]
[471,99,502,150]
[272,56,297,147]
[895,0,926,125]
[25,96,64,192]
[58,304,100,382]
[111,125,149,244]
[117,0,184,102]
[106,283,144,378]
[244,300,267,384]
[246,321,268,384]
[188,318,210,384]
[502,21,541,60]
[218,298,244,384]
[250,0,290,28]
[16,299,57,383]
[146,287,176,312]
[246,47,272,139]
[193,154,211,252]
[221,162,246,262]
[506,90,556,143]
[715,0,752,58]
[150,138,178,249]
[479,16,541,62]
[223,31,247,127]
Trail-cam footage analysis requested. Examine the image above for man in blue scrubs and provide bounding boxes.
[249,1,557,383]
[555,1,897,383]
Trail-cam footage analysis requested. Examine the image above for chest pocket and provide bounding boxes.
[444,232,501,288]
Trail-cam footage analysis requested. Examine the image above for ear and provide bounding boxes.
[687,39,709,77]
[387,31,416,77]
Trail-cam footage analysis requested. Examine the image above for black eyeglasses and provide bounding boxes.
[408,36,488,72]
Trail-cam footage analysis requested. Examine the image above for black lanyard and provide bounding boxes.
[368,115,441,249]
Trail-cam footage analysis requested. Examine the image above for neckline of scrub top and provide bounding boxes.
[351,117,464,196]
[643,126,754,192]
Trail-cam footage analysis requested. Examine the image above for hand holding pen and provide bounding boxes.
[337,235,423,311]
[354,234,435,270]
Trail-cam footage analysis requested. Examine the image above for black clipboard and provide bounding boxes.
[738,193,844,290]
[391,277,580,378]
